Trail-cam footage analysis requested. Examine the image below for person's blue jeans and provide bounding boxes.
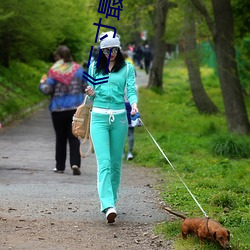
[90,111,128,212]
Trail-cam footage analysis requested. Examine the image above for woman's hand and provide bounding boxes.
[85,86,95,97]
[131,103,138,116]
[40,74,47,84]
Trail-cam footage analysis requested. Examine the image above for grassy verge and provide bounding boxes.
[0,60,50,124]
[129,59,250,250]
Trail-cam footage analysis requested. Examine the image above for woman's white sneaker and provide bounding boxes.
[105,207,117,223]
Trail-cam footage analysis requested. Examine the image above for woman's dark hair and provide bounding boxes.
[54,45,73,63]
[96,48,126,74]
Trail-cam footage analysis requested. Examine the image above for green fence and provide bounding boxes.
[199,39,250,95]
[199,41,217,70]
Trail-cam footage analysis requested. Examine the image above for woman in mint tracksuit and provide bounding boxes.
[85,31,138,223]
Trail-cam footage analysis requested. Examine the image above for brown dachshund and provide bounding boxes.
[162,207,231,249]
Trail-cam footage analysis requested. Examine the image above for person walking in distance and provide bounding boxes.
[39,45,87,175]
[85,31,138,223]
[125,101,135,160]
[143,44,152,74]
[123,52,138,161]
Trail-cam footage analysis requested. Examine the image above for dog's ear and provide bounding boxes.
[213,231,217,240]
[227,230,230,240]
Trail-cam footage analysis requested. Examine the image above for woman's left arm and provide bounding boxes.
[85,62,96,99]
[126,63,138,115]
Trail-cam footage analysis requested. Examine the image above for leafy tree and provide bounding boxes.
[120,0,155,46]
[232,0,250,39]
[183,1,218,114]
[90,0,155,48]
[159,0,218,113]
[0,0,96,67]
[232,0,250,95]
[148,0,177,89]
[164,1,184,44]
[190,0,250,134]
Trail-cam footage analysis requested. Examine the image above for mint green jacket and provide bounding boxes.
[88,62,138,110]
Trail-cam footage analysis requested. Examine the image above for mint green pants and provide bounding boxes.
[90,111,128,212]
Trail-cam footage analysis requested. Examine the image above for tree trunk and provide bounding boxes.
[212,0,250,134]
[190,0,250,134]
[148,0,168,89]
[184,4,218,114]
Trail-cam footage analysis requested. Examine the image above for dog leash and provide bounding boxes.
[139,118,209,218]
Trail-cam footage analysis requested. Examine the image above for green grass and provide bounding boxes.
[128,59,250,250]
[0,60,50,123]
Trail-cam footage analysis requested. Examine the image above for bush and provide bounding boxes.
[0,60,49,123]
[210,135,250,159]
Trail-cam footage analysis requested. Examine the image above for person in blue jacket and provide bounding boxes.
[39,45,87,175]
[85,31,139,223]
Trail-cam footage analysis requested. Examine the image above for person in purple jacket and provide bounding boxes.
[39,45,87,175]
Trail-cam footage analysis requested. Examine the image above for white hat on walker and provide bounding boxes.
[99,31,121,49]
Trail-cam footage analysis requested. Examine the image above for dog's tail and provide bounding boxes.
[162,206,187,220]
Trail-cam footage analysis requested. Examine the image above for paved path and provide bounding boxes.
[135,68,149,87]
